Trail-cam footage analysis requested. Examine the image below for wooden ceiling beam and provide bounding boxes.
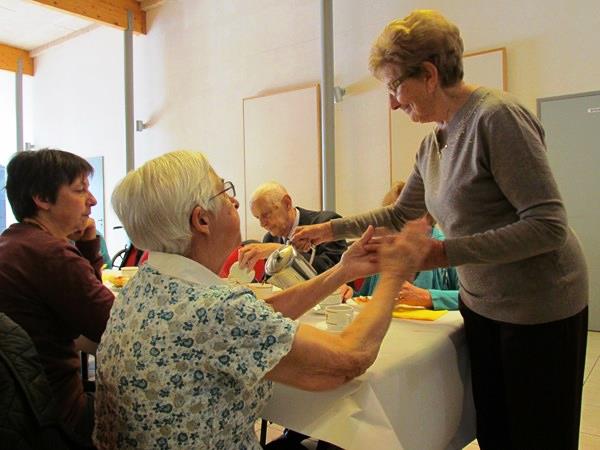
[139,0,164,11]
[0,43,34,75]
[31,0,146,34]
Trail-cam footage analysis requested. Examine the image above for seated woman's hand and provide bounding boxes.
[68,218,97,242]
[396,281,433,308]
[291,222,333,252]
[338,225,378,279]
[379,218,432,279]
[339,284,354,301]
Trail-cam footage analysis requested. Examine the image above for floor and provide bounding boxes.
[258,331,600,449]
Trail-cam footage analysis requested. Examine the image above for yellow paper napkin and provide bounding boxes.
[392,307,448,321]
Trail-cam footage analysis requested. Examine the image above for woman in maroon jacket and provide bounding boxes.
[0,148,114,447]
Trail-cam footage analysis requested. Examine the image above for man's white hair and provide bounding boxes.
[111,150,220,255]
[250,181,290,208]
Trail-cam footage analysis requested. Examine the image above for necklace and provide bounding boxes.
[434,90,485,157]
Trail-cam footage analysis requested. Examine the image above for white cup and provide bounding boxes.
[247,282,274,300]
[325,304,354,332]
[319,287,343,309]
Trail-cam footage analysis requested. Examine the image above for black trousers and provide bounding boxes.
[460,301,587,450]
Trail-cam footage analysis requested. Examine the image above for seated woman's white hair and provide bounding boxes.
[111,150,221,255]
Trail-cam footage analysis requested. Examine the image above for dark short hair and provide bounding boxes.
[6,149,93,221]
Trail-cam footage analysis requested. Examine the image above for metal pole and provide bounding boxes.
[124,11,134,171]
[15,58,23,152]
[320,0,335,210]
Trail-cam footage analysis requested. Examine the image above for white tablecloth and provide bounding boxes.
[261,311,476,450]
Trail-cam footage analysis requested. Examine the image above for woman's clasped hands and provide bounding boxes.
[310,218,434,286]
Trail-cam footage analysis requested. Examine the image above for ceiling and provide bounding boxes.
[0,0,153,52]
[0,0,93,51]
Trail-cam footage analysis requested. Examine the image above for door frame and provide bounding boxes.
[537,90,600,118]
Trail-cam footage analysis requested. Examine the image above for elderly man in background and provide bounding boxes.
[239,182,347,275]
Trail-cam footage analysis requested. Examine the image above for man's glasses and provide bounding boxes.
[209,181,236,201]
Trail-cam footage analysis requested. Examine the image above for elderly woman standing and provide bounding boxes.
[293,10,588,450]
[93,150,430,449]
[0,149,114,446]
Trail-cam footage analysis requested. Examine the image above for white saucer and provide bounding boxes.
[313,320,342,334]
[345,298,363,311]
[312,303,342,315]
[312,305,327,315]
[346,297,425,312]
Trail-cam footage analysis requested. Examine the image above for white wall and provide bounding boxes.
[0,69,18,166]
[32,26,128,254]
[1,68,34,228]
[30,0,600,247]
[132,1,325,236]
[0,69,17,231]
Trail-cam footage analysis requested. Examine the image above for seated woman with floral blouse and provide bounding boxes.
[93,150,432,450]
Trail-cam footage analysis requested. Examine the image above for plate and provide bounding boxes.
[102,270,130,290]
[312,302,344,315]
[312,305,327,315]
[313,320,341,334]
[346,296,371,310]
[346,297,425,312]
[228,262,255,284]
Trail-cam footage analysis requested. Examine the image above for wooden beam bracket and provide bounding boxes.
[32,0,146,34]
[0,43,34,75]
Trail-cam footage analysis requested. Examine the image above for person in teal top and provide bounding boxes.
[354,180,459,310]
[98,232,112,269]
[69,227,112,269]
[355,226,459,310]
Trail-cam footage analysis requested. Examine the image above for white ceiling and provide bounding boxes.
[0,0,155,52]
[0,0,93,51]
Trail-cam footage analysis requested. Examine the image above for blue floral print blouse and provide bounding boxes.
[94,253,298,449]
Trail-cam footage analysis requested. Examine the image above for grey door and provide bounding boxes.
[538,91,600,330]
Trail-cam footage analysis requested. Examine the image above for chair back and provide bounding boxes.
[0,313,72,449]
[118,244,145,269]
[219,245,266,281]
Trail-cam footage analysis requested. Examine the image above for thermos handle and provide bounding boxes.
[308,246,316,266]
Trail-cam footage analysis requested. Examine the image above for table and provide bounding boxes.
[261,311,476,450]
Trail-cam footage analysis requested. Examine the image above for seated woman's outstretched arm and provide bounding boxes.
[266,220,432,390]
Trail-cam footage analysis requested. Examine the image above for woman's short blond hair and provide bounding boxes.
[111,150,221,255]
[382,180,405,207]
[383,180,436,225]
[369,9,464,87]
